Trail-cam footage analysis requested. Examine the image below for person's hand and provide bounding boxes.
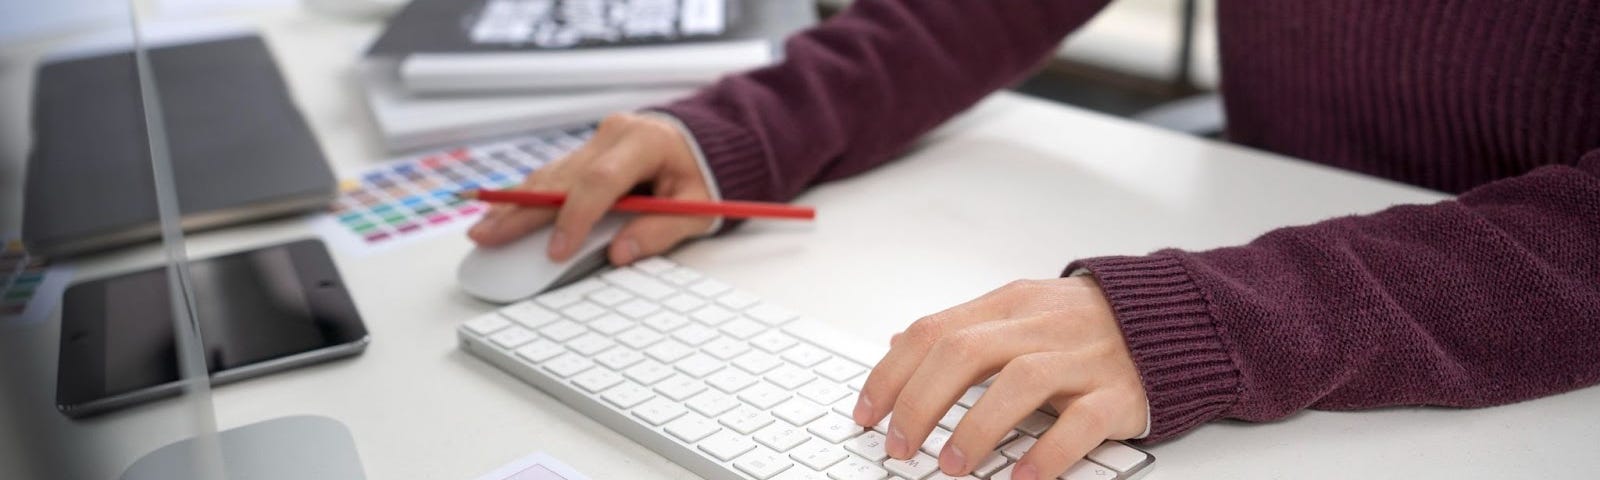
[852,276,1149,479]
[467,113,715,265]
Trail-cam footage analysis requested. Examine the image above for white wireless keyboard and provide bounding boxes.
[458,258,1154,480]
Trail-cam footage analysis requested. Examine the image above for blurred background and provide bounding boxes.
[0,1,1218,478]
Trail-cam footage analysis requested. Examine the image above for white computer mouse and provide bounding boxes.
[456,216,627,304]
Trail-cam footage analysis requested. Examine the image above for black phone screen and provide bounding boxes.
[57,240,366,415]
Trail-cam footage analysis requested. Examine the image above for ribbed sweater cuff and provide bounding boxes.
[1065,254,1240,443]
[651,104,774,204]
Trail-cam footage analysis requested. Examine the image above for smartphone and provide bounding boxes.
[56,239,368,418]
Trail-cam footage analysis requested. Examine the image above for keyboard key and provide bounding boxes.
[586,286,633,306]
[753,424,811,452]
[798,382,852,405]
[688,278,731,298]
[675,352,726,378]
[746,303,799,325]
[884,452,938,479]
[489,326,536,348]
[738,382,793,409]
[789,439,848,470]
[999,436,1036,460]
[720,317,767,339]
[780,344,832,367]
[735,447,795,479]
[1061,459,1118,480]
[643,311,691,332]
[538,320,587,341]
[844,431,889,461]
[646,340,695,363]
[534,289,583,309]
[671,323,720,346]
[665,413,722,443]
[572,369,624,392]
[500,302,561,329]
[750,330,799,353]
[771,398,825,426]
[938,405,968,430]
[956,386,986,408]
[702,337,752,360]
[514,339,566,363]
[814,359,865,383]
[587,314,634,335]
[542,353,594,378]
[624,360,675,385]
[765,365,818,390]
[826,455,888,480]
[706,368,758,393]
[720,406,775,435]
[919,427,953,456]
[832,397,856,417]
[560,301,607,321]
[566,332,616,356]
[603,268,675,299]
[1016,411,1055,436]
[558,278,607,296]
[654,374,708,401]
[617,327,666,349]
[595,347,646,370]
[632,398,688,426]
[691,305,737,325]
[618,298,663,319]
[634,257,677,274]
[733,351,783,374]
[661,267,703,285]
[698,431,756,461]
[807,414,864,444]
[464,313,511,335]
[847,376,866,392]
[871,413,893,434]
[974,452,1010,478]
[663,293,707,312]
[717,290,760,310]
[1086,442,1148,473]
[600,382,656,409]
[687,391,741,417]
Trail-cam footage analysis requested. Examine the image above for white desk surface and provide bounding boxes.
[3,6,1598,480]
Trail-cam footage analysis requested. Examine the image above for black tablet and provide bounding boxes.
[56,239,368,418]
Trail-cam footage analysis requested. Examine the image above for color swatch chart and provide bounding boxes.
[2,237,74,328]
[313,127,596,254]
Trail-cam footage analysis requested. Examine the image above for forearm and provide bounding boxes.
[1073,149,1600,442]
[657,0,1110,203]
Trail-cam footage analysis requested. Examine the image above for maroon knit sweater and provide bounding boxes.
[656,1,1600,443]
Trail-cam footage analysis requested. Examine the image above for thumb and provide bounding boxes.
[608,214,714,265]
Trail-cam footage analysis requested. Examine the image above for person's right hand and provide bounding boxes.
[467,113,716,265]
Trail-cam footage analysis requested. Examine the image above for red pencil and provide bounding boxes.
[459,189,815,220]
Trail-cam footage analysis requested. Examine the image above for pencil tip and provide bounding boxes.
[456,189,477,200]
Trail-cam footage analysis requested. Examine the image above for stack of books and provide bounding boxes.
[360,0,815,152]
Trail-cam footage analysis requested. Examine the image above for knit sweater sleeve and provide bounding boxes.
[654,0,1111,203]
[1069,149,1600,443]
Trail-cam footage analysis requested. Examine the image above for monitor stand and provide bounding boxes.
[119,415,365,480]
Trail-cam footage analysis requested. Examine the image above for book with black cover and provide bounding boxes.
[23,33,336,258]
[364,0,814,94]
[367,0,746,56]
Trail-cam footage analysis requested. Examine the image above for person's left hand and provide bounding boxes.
[851,276,1149,480]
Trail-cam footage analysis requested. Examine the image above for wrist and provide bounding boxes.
[636,111,723,236]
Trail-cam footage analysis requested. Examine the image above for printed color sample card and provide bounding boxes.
[475,452,591,480]
[313,127,595,254]
[1,237,74,328]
